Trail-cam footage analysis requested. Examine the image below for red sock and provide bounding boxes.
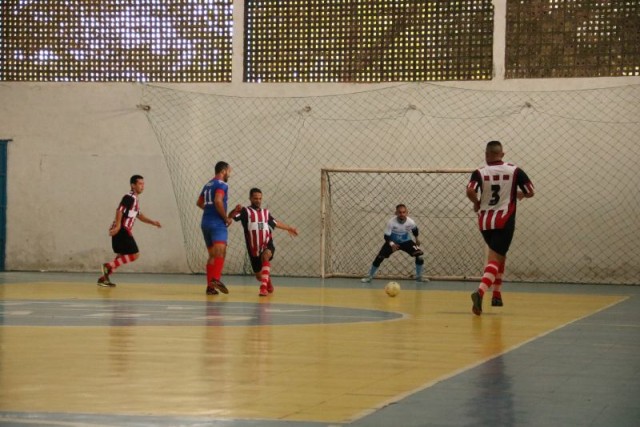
[478,261,499,296]
[206,263,215,285]
[108,254,135,273]
[212,257,225,281]
[493,262,505,298]
[260,261,271,287]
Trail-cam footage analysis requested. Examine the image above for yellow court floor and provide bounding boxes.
[1,273,635,427]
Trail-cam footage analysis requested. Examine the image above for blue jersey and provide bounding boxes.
[199,178,228,227]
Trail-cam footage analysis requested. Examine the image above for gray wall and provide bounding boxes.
[0,0,638,274]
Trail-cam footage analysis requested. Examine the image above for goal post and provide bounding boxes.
[320,167,484,281]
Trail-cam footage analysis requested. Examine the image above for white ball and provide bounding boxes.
[385,281,401,297]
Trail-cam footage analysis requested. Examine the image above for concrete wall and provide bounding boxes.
[0,0,638,273]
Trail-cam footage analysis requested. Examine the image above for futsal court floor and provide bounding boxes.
[0,271,638,427]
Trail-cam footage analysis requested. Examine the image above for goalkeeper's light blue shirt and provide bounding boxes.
[384,216,418,244]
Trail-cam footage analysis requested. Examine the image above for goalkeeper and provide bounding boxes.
[361,204,427,283]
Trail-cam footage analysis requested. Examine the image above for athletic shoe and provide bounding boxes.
[209,278,229,294]
[97,277,116,287]
[259,285,268,297]
[266,281,274,294]
[361,276,372,283]
[413,248,424,257]
[415,276,430,283]
[471,291,483,316]
[102,264,115,286]
[206,286,219,295]
[491,296,503,307]
[101,263,112,281]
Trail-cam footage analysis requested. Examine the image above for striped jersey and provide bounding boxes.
[199,178,228,227]
[233,206,277,257]
[467,161,534,230]
[116,191,139,234]
[384,216,419,244]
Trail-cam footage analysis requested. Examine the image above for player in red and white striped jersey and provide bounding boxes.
[466,141,535,315]
[97,175,161,287]
[232,188,298,296]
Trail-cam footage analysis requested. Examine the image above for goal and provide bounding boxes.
[320,168,483,280]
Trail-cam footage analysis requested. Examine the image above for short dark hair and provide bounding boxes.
[486,140,503,153]
[215,161,229,174]
[249,187,262,197]
[396,203,407,211]
[130,174,143,185]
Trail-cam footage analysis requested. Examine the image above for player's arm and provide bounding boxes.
[383,234,399,251]
[109,196,132,236]
[516,169,535,200]
[412,226,420,247]
[109,209,124,236]
[466,170,482,212]
[231,206,243,222]
[383,219,399,251]
[196,194,205,210]
[214,190,232,226]
[274,220,298,237]
[228,204,242,219]
[138,212,161,228]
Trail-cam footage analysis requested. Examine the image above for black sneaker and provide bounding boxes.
[209,279,229,294]
[101,263,112,282]
[471,291,483,316]
[491,296,503,307]
[206,286,219,295]
[97,277,116,287]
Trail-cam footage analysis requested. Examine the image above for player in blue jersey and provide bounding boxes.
[197,161,241,295]
[361,204,427,283]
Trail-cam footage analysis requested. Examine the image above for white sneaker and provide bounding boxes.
[416,277,430,283]
[361,276,372,283]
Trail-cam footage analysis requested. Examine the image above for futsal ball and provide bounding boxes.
[385,281,401,297]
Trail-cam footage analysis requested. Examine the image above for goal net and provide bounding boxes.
[321,168,480,280]
[142,83,640,284]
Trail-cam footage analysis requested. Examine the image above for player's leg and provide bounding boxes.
[492,260,506,306]
[471,246,505,315]
[203,225,229,295]
[208,242,228,294]
[415,256,427,282]
[488,218,514,308]
[250,253,269,297]
[361,244,392,283]
[98,230,139,287]
[398,241,427,282]
[251,255,262,285]
[471,219,513,315]
[264,243,275,294]
[201,225,217,294]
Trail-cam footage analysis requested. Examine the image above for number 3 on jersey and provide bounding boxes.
[489,184,501,206]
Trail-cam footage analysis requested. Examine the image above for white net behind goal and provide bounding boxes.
[142,83,640,284]
[321,168,481,280]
